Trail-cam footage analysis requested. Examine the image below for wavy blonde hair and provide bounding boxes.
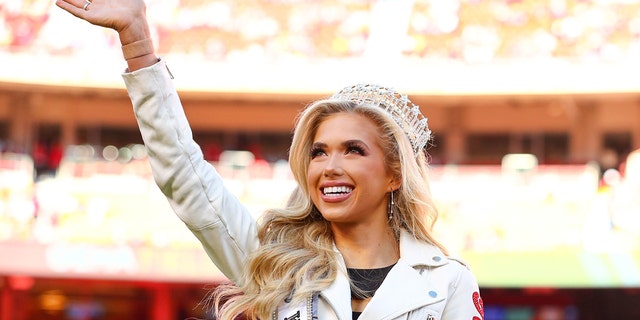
[211,99,447,320]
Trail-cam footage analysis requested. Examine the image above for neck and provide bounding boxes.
[332,223,399,269]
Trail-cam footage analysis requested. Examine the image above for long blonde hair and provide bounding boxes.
[211,99,447,319]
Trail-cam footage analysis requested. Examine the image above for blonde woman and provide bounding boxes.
[57,0,484,319]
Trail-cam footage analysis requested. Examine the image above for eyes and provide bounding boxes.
[310,141,368,159]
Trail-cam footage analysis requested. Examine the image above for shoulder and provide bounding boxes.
[446,254,470,270]
[399,232,468,270]
[444,256,479,293]
[425,253,474,286]
[439,253,478,289]
[399,231,478,283]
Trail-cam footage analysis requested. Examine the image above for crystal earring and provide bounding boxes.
[388,191,395,220]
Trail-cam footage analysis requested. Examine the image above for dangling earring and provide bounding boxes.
[388,190,395,221]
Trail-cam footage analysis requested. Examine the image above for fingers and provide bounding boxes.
[56,0,112,29]
[82,0,92,11]
[56,0,149,35]
[55,0,88,18]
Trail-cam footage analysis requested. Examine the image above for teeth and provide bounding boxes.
[323,186,353,194]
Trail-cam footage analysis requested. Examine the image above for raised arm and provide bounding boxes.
[56,0,260,283]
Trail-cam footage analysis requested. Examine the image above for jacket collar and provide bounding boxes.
[320,230,448,319]
[320,266,352,320]
[397,230,448,268]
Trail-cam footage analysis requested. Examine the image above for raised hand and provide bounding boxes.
[56,0,147,34]
[56,0,157,70]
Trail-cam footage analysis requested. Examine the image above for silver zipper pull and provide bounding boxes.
[426,314,435,320]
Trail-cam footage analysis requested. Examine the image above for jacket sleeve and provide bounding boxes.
[442,262,484,320]
[121,60,260,284]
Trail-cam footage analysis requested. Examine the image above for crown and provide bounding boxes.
[331,83,431,156]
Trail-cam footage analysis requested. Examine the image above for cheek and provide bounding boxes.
[357,162,383,177]
[306,166,322,206]
[306,164,321,187]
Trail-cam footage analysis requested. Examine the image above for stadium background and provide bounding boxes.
[1,0,640,319]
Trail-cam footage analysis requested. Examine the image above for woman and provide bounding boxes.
[56,0,484,319]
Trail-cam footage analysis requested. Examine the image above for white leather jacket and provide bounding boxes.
[122,60,484,320]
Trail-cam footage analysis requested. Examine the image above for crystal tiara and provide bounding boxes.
[331,83,431,156]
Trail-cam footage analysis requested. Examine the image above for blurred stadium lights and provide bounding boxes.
[501,153,538,174]
[218,150,255,170]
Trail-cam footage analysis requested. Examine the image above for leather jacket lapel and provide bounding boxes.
[320,267,352,320]
[318,232,449,320]
[358,260,444,320]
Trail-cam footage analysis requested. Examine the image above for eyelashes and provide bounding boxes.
[309,141,368,159]
[345,141,366,155]
[310,146,324,159]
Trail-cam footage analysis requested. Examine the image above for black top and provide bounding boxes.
[347,263,396,320]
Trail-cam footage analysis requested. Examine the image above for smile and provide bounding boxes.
[322,186,353,198]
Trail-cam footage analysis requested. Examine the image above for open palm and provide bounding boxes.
[55,0,147,34]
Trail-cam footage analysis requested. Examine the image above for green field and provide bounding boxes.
[463,250,640,288]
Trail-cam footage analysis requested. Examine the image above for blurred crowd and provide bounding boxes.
[2,0,640,64]
[0,145,295,248]
[0,145,638,257]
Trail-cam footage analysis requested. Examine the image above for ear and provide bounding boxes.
[388,176,401,192]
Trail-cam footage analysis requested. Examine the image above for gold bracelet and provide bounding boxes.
[121,38,154,60]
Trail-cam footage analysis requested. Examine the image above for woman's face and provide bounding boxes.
[307,112,397,226]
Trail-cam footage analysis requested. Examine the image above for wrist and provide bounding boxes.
[122,38,155,60]
[118,17,151,46]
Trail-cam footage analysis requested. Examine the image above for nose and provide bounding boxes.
[323,153,344,177]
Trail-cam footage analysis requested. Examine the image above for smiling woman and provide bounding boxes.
[54,0,483,318]
[199,89,483,320]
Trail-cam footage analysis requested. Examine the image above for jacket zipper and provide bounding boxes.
[307,294,313,320]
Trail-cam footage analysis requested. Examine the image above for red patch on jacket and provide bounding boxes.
[472,291,484,320]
